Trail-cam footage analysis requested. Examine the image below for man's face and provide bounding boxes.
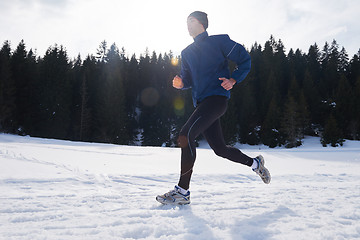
[187,16,205,38]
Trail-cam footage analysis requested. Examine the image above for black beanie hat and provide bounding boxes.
[188,11,208,30]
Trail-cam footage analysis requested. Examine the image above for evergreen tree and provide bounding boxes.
[0,37,358,148]
[68,54,82,140]
[321,114,344,147]
[157,52,180,146]
[334,74,353,139]
[0,41,16,133]
[352,77,360,139]
[79,73,91,141]
[298,90,311,136]
[338,47,349,74]
[288,49,306,88]
[281,95,301,148]
[302,69,321,130]
[123,54,140,144]
[319,42,331,98]
[138,50,157,145]
[274,39,290,97]
[280,76,309,147]
[257,39,274,119]
[97,43,128,144]
[68,54,92,142]
[235,43,263,145]
[305,44,322,127]
[221,97,238,145]
[349,50,360,85]
[82,55,101,142]
[37,45,72,139]
[11,40,29,134]
[249,42,263,95]
[96,40,108,63]
[139,51,173,146]
[325,40,341,97]
[261,95,282,148]
[307,44,321,83]
[21,49,39,136]
[236,80,260,145]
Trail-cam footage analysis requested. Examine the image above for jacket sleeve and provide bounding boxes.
[179,51,192,89]
[221,35,251,83]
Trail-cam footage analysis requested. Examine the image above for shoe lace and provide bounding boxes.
[164,189,177,198]
[255,167,266,177]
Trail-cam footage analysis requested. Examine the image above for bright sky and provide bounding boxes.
[1,0,359,59]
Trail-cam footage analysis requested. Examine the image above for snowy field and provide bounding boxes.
[0,134,359,240]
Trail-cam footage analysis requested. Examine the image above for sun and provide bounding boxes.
[171,57,179,66]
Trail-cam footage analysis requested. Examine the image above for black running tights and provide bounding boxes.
[177,95,253,190]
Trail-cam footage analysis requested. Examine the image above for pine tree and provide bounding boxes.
[338,47,349,74]
[307,44,321,82]
[288,49,306,88]
[326,40,341,96]
[319,42,331,98]
[157,52,181,146]
[349,51,360,85]
[68,54,92,141]
[298,90,311,136]
[79,74,91,141]
[259,39,274,118]
[23,49,39,136]
[261,96,282,148]
[96,40,108,63]
[303,70,320,129]
[352,77,360,139]
[37,45,72,139]
[274,39,290,97]
[67,55,81,140]
[321,114,344,147]
[334,74,353,139]
[123,54,140,144]
[97,43,128,144]
[11,40,29,134]
[221,97,238,145]
[236,43,262,145]
[305,44,322,127]
[0,41,17,133]
[138,50,158,145]
[236,80,260,145]
[0,37,357,148]
[280,76,309,148]
[281,95,301,148]
[82,55,100,142]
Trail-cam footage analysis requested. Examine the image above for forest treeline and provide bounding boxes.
[0,37,359,148]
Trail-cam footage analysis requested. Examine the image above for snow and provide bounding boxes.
[0,134,359,240]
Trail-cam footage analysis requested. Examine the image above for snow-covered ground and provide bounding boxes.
[0,134,359,240]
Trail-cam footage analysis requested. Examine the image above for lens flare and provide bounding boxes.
[174,97,184,110]
[174,96,185,116]
[171,57,179,66]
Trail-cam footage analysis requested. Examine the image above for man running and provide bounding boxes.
[156,11,271,205]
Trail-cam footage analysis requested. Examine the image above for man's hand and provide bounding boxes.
[219,77,236,90]
[173,75,184,89]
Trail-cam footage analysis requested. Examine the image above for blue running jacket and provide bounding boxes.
[180,31,251,106]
